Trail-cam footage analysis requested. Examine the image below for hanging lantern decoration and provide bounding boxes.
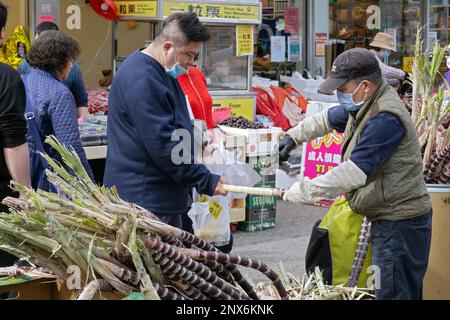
[89,0,119,21]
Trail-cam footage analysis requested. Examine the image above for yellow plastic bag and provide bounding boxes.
[319,197,372,288]
[0,25,30,69]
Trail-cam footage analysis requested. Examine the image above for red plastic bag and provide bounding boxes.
[253,87,291,131]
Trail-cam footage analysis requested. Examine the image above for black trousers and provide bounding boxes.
[0,188,19,268]
[371,210,433,300]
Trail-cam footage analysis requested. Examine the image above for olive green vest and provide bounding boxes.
[342,81,431,221]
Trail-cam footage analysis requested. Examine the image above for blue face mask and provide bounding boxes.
[337,82,367,112]
[166,47,188,78]
[379,50,391,59]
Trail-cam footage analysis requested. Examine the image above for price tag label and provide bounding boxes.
[198,195,209,203]
[209,199,223,220]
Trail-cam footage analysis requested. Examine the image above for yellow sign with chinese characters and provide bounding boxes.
[212,97,255,122]
[163,1,260,21]
[403,57,414,73]
[236,25,254,57]
[115,1,157,18]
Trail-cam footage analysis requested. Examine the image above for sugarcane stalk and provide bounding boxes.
[171,281,209,300]
[179,248,288,300]
[178,230,258,300]
[411,24,423,125]
[144,237,249,300]
[136,241,166,285]
[153,282,186,300]
[203,260,236,287]
[128,217,160,300]
[223,185,284,198]
[436,162,450,184]
[346,217,372,288]
[0,266,55,278]
[114,219,132,264]
[97,258,140,286]
[44,135,111,205]
[425,142,450,182]
[77,279,114,300]
[152,251,234,300]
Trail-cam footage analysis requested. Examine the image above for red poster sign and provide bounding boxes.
[285,7,299,35]
[303,131,344,206]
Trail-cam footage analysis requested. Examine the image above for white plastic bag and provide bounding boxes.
[188,194,232,246]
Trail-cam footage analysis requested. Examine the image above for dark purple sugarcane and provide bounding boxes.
[436,163,450,184]
[162,235,185,248]
[425,143,450,183]
[147,253,208,300]
[184,249,288,300]
[153,251,234,300]
[178,230,259,300]
[144,237,249,300]
[178,282,209,300]
[203,260,236,286]
[157,269,208,300]
[347,217,372,288]
[153,282,186,300]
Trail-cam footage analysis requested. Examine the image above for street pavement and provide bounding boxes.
[232,201,328,285]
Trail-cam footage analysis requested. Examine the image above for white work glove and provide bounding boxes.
[286,110,332,146]
[283,160,367,203]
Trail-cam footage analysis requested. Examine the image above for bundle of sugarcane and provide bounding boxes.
[0,136,288,300]
[411,25,450,184]
[254,265,375,300]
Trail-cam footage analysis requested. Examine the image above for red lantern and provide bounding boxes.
[89,0,119,21]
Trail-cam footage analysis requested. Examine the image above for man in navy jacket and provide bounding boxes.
[104,13,226,228]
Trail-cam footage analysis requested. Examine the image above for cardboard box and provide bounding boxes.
[219,126,282,157]
[224,134,246,163]
[247,155,277,177]
[230,198,245,223]
[238,218,276,232]
[423,187,450,300]
[0,278,125,300]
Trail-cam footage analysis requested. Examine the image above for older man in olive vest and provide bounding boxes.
[279,48,432,300]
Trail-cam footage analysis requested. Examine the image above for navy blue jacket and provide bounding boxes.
[104,50,220,216]
[327,105,405,177]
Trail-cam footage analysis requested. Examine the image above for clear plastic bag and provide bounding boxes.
[188,194,232,246]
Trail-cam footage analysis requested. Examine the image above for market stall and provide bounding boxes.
[109,0,262,125]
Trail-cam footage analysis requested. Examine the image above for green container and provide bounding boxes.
[238,219,276,232]
[246,180,277,209]
[245,207,276,222]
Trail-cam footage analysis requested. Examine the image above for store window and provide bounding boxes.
[329,0,421,69]
[429,0,450,46]
[201,26,249,92]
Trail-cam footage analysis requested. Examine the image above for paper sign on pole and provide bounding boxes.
[285,7,299,34]
[271,36,286,62]
[289,35,302,62]
[236,25,254,57]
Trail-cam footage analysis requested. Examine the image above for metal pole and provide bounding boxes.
[112,21,117,77]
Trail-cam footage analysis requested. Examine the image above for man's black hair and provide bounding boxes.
[157,13,210,46]
[0,1,7,30]
[35,21,59,34]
